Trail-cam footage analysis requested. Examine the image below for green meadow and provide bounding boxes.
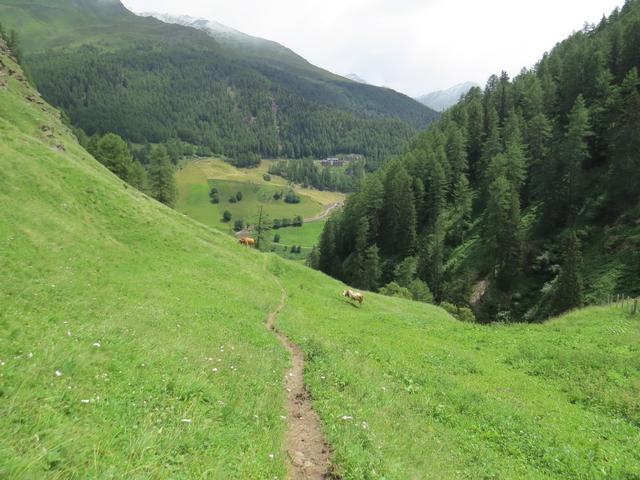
[176,158,343,234]
[1,45,639,479]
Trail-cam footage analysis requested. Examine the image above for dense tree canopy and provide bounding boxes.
[318,0,640,321]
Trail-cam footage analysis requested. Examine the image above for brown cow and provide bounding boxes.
[343,289,364,305]
[239,237,256,247]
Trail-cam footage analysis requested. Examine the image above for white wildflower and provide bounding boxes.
[80,399,91,404]
[361,421,369,429]
[341,415,353,421]
[181,418,192,424]
[93,342,101,348]
[268,454,274,460]
[66,331,72,337]
[212,368,219,373]
[55,370,62,377]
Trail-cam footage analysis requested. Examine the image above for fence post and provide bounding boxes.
[633,298,638,316]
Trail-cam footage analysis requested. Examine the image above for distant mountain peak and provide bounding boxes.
[416,81,480,111]
[345,73,368,84]
[138,12,242,38]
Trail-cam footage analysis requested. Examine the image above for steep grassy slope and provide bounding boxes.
[1,43,639,479]
[0,44,289,478]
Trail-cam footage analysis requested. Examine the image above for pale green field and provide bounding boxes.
[176,159,343,235]
[273,221,326,248]
[2,45,639,480]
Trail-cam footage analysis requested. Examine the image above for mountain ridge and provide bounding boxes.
[0,0,438,162]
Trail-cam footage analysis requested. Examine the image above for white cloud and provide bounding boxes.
[122,0,622,96]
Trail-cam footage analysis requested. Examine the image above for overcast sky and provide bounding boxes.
[122,0,622,97]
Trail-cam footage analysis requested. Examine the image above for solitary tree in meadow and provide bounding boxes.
[148,145,177,207]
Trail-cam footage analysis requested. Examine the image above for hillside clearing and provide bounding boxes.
[176,158,344,234]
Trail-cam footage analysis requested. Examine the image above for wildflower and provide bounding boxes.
[80,399,91,404]
[181,419,192,424]
[66,331,72,337]
[93,342,101,348]
[341,415,353,421]
[0,360,5,366]
[361,421,369,429]
[55,370,62,377]
[212,368,218,373]
[268,454,274,460]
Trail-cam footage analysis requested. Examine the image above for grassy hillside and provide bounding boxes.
[1,41,639,479]
[0,42,289,478]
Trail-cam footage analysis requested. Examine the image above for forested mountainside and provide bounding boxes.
[316,1,640,322]
[0,0,438,164]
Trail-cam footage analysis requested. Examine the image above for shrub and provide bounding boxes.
[273,191,282,200]
[233,220,244,232]
[293,216,303,227]
[236,192,243,201]
[229,197,237,204]
[222,210,232,222]
[440,302,476,323]
[282,218,291,228]
[273,219,282,229]
[284,191,301,204]
[408,279,434,303]
[273,234,280,243]
[263,174,271,181]
[379,282,413,300]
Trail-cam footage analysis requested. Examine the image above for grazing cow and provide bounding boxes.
[343,289,364,305]
[239,237,256,247]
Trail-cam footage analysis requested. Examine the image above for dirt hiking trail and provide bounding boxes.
[265,269,333,479]
[304,202,342,223]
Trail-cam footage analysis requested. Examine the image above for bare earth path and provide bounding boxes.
[265,268,333,479]
[303,202,342,223]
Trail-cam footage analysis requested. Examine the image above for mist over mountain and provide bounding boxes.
[416,81,480,111]
[345,73,368,84]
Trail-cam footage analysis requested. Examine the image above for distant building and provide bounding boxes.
[320,154,365,167]
[321,157,344,167]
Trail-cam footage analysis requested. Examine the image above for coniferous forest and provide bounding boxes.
[316,1,640,322]
[0,0,437,165]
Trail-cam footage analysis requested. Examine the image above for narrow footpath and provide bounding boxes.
[266,271,333,479]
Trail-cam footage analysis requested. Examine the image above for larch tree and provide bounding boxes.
[552,231,583,314]
[148,145,177,207]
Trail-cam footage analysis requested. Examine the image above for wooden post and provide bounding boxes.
[617,294,620,307]
[633,299,638,315]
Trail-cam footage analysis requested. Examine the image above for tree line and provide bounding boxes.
[315,0,640,322]
[23,45,424,165]
[87,132,177,207]
[268,158,366,192]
